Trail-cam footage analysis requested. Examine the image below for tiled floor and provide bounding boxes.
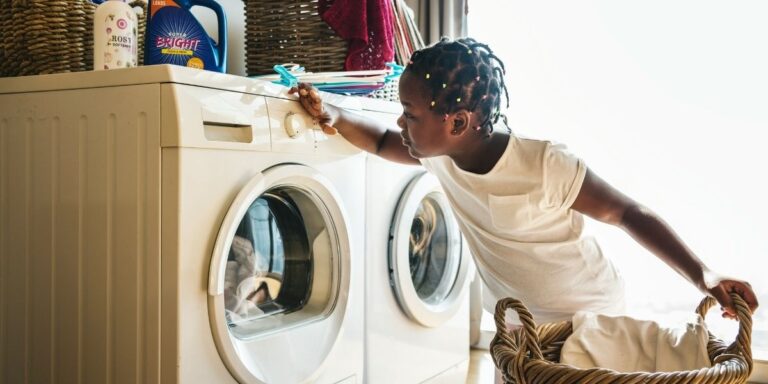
[466,348,495,384]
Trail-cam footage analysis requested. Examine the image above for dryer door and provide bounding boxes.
[208,164,350,384]
[389,172,470,327]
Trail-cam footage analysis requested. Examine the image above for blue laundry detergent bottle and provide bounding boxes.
[144,0,227,72]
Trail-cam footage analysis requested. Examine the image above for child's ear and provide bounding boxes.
[450,110,472,135]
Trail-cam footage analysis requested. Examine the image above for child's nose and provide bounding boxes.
[397,115,406,128]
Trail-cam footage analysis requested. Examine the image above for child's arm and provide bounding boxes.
[288,83,419,165]
[570,168,759,318]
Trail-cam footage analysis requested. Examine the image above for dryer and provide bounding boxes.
[360,105,473,383]
[0,65,365,384]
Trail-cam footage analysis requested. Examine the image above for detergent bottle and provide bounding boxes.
[144,0,227,72]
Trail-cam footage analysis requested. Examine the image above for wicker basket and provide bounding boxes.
[0,0,146,77]
[491,292,753,384]
[244,0,348,76]
[367,78,400,102]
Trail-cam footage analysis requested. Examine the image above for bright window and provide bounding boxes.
[469,0,767,360]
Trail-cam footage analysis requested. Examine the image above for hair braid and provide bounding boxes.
[405,37,511,135]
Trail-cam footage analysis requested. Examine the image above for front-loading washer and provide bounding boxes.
[359,105,473,383]
[0,65,365,384]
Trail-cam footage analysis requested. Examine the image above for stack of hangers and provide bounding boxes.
[257,63,404,96]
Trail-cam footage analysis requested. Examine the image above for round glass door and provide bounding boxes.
[408,193,460,305]
[208,165,349,384]
[389,172,469,327]
[222,188,335,339]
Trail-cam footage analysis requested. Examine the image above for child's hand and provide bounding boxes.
[704,271,759,320]
[287,82,338,135]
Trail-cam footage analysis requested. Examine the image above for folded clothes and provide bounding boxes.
[560,311,711,372]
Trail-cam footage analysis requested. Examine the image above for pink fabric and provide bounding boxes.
[319,0,394,71]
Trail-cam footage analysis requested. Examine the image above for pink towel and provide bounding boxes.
[319,0,395,71]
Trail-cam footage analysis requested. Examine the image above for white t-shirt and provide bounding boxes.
[420,135,625,325]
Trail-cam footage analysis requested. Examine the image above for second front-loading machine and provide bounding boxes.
[0,65,365,384]
[360,106,473,383]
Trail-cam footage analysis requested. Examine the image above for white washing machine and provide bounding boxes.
[0,65,365,384]
[360,106,473,383]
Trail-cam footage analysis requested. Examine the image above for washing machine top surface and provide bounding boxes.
[0,65,400,112]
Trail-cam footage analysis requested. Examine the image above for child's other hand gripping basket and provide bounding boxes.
[491,292,753,384]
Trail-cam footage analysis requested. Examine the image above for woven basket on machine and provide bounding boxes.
[491,292,753,384]
[0,0,146,77]
[367,78,400,103]
[244,0,348,76]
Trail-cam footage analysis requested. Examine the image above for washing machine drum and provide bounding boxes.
[208,165,351,384]
[389,172,470,328]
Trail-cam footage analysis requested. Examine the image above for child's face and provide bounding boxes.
[397,71,456,158]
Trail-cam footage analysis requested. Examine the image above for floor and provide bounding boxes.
[466,348,495,384]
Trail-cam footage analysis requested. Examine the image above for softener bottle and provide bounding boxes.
[93,0,138,70]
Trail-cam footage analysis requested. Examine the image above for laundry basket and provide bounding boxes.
[490,292,753,384]
[367,78,400,102]
[244,0,348,76]
[0,0,146,77]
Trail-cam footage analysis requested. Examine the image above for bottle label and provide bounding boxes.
[102,10,138,69]
[146,7,214,70]
[150,0,180,18]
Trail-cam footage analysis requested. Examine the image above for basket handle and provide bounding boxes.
[494,298,544,360]
[695,291,753,370]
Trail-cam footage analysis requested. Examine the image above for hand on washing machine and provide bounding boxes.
[288,82,339,135]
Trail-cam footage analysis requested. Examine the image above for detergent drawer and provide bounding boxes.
[161,83,271,151]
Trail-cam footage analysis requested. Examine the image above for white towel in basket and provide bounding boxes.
[560,311,711,372]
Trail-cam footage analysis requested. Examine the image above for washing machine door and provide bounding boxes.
[208,164,350,384]
[389,172,470,327]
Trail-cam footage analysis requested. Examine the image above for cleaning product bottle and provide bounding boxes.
[144,0,227,73]
[93,0,138,70]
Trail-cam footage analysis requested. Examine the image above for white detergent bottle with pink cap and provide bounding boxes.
[93,0,138,70]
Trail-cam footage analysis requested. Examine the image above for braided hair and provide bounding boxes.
[406,37,511,135]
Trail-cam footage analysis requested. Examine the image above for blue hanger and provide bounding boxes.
[272,64,305,87]
[384,62,404,83]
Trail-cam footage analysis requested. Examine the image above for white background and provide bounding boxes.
[468,0,767,357]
